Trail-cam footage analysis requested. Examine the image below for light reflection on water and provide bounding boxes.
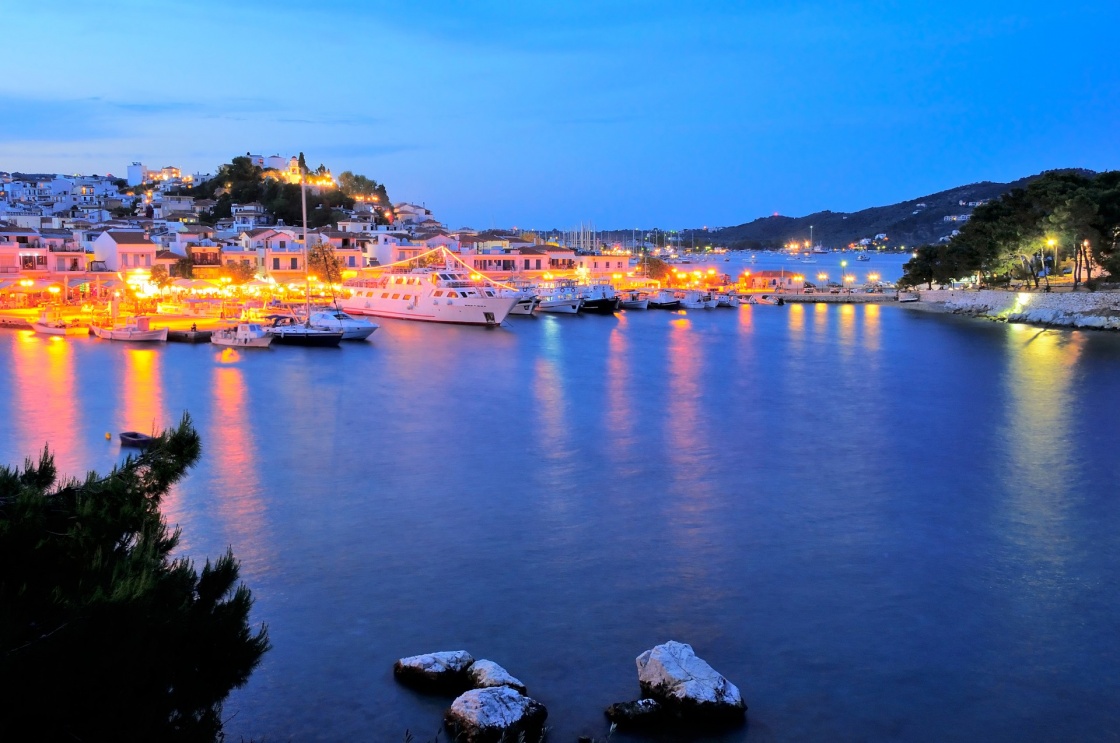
[1,305,1120,742]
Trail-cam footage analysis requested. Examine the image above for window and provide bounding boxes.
[279,241,286,249]
[290,258,298,270]
[448,291,458,298]
[143,254,151,267]
[536,259,542,270]
[121,254,129,267]
[391,293,400,299]
[524,259,530,269]
[434,291,443,297]
[348,256,355,266]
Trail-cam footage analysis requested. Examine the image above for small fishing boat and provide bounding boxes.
[715,292,741,307]
[619,290,649,310]
[675,290,707,310]
[31,316,87,336]
[91,317,168,342]
[211,323,273,348]
[119,431,156,448]
[647,289,681,310]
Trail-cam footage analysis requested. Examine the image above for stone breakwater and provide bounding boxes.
[918,289,1120,330]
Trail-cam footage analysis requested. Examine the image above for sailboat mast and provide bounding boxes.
[301,167,310,324]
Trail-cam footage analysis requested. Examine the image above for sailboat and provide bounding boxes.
[267,170,344,347]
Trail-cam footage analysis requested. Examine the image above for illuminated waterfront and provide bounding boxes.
[2,305,1119,742]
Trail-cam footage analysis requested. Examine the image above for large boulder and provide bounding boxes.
[393,650,474,692]
[444,686,547,743]
[636,641,746,721]
[467,659,527,694]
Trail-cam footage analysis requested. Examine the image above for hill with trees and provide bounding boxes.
[706,171,1096,251]
[898,170,1120,289]
[186,155,392,229]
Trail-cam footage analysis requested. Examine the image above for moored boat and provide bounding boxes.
[308,310,378,340]
[119,431,156,448]
[265,315,344,347]
[715,292,741,307]
[577,281,621,314]
[211,323,273,348]
[91,317,167,342]
[619,290,649,310]
[342,253,518,326]
[675,290,707,310]
[535,280,583,314]
[647,289,681,310]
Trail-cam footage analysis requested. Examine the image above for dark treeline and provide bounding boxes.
[0,416,269,742]
[899,170,1120,289]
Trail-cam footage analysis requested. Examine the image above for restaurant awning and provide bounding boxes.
[0,279,16,290]
[9,279,61,293]
[67,277,89,288]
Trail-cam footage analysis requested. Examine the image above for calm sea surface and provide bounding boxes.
[3,280,1120,741]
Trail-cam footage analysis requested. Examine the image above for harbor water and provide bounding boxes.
[2,298,1120,741]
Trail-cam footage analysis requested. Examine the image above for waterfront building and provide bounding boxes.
[92,230,157,271]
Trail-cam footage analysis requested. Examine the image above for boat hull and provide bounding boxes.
[648,299,681,309]
[267,329,344,347]
[620,299,649,310]
[580,297,621,314]
[341,296,517,326]
[119,431,156,448]
[92,326,168,342]
[537,299,581,314]
[508,298,539,316]
[32,322,88,336]
[211,334,273,348]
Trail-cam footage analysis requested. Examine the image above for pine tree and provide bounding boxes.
[0,413,270,742]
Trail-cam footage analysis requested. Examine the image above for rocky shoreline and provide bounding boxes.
[909,289,1120,330]
[393,641,745,742]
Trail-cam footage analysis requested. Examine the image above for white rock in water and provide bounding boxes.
[444,686,547,743]
[636,641,745,718]
[467,659,527,693]
[393,650,474,689]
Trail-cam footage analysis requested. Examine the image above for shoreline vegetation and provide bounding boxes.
[0,415,269,743]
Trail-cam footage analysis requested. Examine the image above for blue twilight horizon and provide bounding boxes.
[1,0,1118,230]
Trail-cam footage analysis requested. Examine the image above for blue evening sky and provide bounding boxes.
[1,1,1117,229]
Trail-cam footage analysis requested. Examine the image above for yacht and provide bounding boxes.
[309,309,378,340]
[265,315,344,346]
[714,292,741,307]
[856,252,871,261]
[341,264,518,326]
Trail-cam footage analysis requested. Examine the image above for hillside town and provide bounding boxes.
[0,155,658,308]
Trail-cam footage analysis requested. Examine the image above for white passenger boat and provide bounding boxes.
[91,318,167,342]
[702,292,720,309]
[211,323,273,348]
[342,255,518,326]
[535,280,583,314]
[308,309,378,340]
[715,292,741,307]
